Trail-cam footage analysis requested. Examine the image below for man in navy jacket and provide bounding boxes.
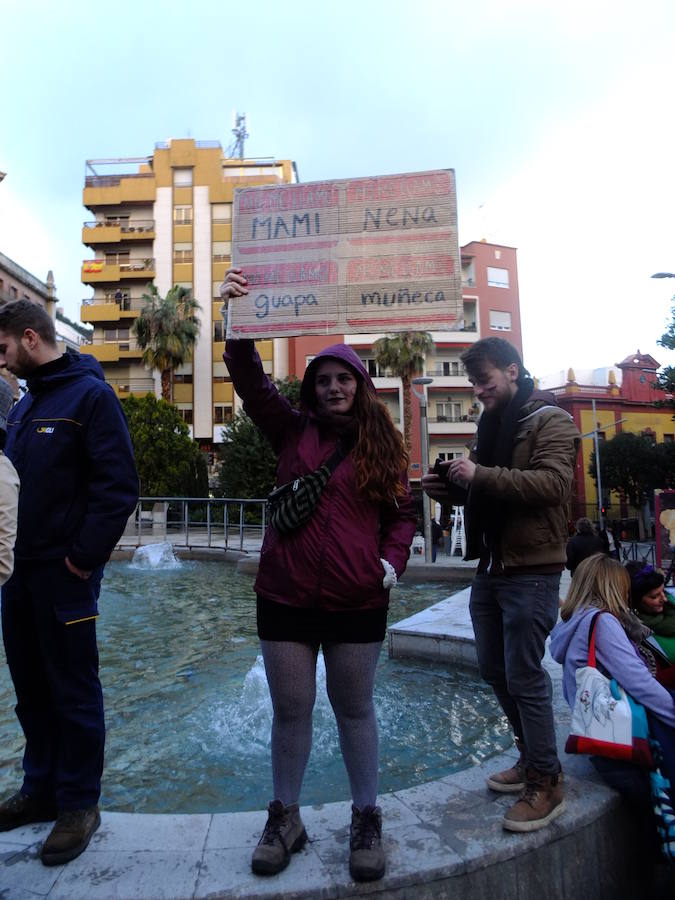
[0,300,138,865]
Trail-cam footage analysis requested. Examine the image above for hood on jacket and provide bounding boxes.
[526,388,558,407]
[300,343,376,409]
[549,606,597,665]
[26,349,106,395]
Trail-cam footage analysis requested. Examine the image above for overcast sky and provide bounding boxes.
[1,0,674,379]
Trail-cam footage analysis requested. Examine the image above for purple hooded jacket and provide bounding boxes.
[224,339,417,611]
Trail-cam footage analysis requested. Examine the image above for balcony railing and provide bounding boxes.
[82,259,155,274]
[88,337,143,352]
[84,219,155,233]
[431,414,479,424]
[430,365,468,377]
[85,172,154,188]
[107,378,155,393]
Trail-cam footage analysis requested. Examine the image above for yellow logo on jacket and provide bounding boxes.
[36,426,55,434]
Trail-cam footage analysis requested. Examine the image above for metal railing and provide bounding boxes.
[430,415,478,424]
[85,173,154,188]
[82,259,155,272]
[119,496,268,552]
[430,365,468,377]
[107,378,155,394]
[84,220,155,233]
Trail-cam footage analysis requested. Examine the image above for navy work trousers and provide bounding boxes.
[469,572,561,774]
[1,559,105,810]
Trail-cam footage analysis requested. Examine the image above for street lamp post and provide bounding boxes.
[412,375,434,562]
[591,398,604,531]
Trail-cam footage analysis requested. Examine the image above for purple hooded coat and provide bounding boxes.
[224,340,417,611]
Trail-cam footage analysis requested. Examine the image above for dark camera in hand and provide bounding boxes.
[433,457,452,486]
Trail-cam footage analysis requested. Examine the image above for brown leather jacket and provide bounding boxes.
[461,398,581,569]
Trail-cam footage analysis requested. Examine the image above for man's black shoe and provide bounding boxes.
[0,790,57,832]
[40,806,101,866]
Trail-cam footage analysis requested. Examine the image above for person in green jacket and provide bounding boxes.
[627,562,675,664]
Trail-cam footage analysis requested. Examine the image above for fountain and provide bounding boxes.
[0,560,509,814]
[130,540,181,568]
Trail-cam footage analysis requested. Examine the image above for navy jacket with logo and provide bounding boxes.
[5,350,139,570]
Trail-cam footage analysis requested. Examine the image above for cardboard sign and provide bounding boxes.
[226,169,462,339]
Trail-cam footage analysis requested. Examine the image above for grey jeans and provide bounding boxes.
[469,572,561,774]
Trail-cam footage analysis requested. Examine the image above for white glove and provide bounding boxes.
[381,558,397,589]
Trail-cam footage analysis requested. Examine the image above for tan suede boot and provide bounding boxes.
[487,738,526,793]
[251,800,308,875]
[502,767,565,832]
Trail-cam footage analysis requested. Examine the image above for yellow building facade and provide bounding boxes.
[81,139,297,448]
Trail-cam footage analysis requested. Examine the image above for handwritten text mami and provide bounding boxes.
[249,206,439,240]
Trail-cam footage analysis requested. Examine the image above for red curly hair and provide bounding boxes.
[351,381,409,503]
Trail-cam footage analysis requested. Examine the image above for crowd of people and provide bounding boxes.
[0,282,672,886]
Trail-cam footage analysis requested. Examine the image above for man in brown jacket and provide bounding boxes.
[423,338,580,833]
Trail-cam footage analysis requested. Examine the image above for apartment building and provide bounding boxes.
[81,143,521,474]
[0,252,90,363]
[0,251,56,317]
[80,139,297,454]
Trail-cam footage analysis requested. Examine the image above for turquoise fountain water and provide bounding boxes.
[0,553,510,813]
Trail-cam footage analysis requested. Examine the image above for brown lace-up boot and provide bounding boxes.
[487,737,527,793]
[349,804,385,882]
[40,805,101,866]
[251,800,308,875]
[502,767,565,832]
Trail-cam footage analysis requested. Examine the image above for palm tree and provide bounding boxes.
[132,284,201,402]
[373,331,434,455]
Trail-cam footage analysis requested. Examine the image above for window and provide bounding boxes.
[212,203,232,223]
[489,310,512,331]
[105,251,129,265]
[436,402,462,422]
[212,241,232,262]
[212,375,232,383]
[436,450,464,461]
[664,434,674,443]
[362,357,387,377]
[214,405,233,425]
[214,321,225,342]
[103,328,129,342]
[173,243,193,263]
[487,266,509,288]
[9,286,17,299]
[177,407,193,424]
[173,168,193,187]
[173,374,193,384]
[440,360,462,376]
[173,205,193,225]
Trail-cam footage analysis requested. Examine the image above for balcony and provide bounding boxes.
[428,415,479,435]
[83,171,156,208]
[81,259,155,284]
[81,337,143,363]
[82,219,155,245]
[106,377,156,398]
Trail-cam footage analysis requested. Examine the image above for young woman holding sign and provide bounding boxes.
[221,268,416,883]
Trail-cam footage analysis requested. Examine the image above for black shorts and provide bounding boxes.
[256,595,387,645]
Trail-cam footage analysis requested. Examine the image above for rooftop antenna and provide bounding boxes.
[226,111,249,159]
